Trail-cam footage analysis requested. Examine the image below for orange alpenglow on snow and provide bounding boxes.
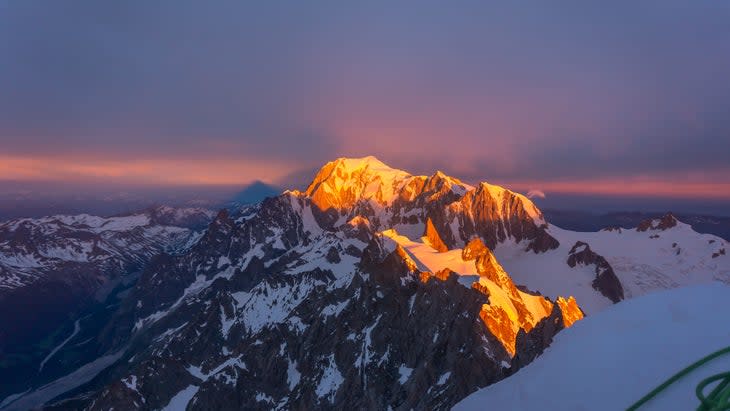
[302,156,584,356]
[303,156,412,211]
[382,228,583,357]
[465,238,553,356]
[301,156,475,214]
[470,244,583,354]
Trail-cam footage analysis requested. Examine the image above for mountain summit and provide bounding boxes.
[303,156,415,210]
[298,156,556,253]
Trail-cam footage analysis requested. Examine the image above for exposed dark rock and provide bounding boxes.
[516,285,542,296]
[341,216,373,243]
[344,244,362,258]
[325,247,341,264]
[637,213,678,232]
[525,229,561,253]
[567,242,624,303]
[512,304,564,369]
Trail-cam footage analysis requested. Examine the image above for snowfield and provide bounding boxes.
[495,221,730,314]
[455,283,730,411]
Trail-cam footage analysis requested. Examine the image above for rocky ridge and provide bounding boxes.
[300,156,559,253]
[567,241,624,303]
[3,157,584,411]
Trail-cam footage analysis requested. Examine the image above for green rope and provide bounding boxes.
[626,345,730,411]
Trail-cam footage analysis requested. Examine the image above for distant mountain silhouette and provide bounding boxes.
[543,209,730,241]
[227,180,281,205]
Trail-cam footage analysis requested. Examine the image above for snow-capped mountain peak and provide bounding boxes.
[303,156,416,210]
[296,156,555,254]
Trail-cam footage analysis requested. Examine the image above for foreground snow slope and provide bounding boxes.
[455,283,730,411]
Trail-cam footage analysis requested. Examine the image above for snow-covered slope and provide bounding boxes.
[455,283,730,411]
[494,215,730,314]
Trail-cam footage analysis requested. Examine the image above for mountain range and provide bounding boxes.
[0,156,727,410]
[543,209,730,242]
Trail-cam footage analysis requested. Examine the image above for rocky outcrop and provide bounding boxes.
[637,213,678,232]
[567,242,624,303]
[424,218,449,252]
[462,237,488,261]
[340,216,373,243]
[556,296,584,327]
[511,304,564,370]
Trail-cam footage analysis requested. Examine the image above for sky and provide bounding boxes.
[1,1,730,211]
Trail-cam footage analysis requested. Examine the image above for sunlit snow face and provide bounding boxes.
[380,229,580,356]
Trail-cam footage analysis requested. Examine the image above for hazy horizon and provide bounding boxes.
[2,2,730,208]
[1,160,729,220]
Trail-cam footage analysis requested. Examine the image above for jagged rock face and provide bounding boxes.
[0,207,212,350]
[511,304,565,370]
[462,237,488,261]
[452,183,558,253]
[300,156,559,253]
[81,219,569,411]
[555,296,584,327]
[13,157,582,411]
[637,213,678,232]
[567,241,625,303]
[463,237,556,355]
[130,199,308,333]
